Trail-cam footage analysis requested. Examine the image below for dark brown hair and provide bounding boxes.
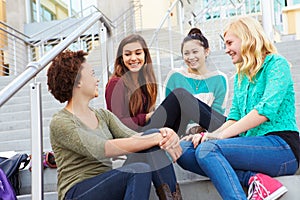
[181,28,209,54]
[47,50,88,103]
[111,34,157,117]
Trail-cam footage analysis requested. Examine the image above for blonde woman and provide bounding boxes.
[178,16,299,200]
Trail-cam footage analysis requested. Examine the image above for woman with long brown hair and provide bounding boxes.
[106,34,157,131]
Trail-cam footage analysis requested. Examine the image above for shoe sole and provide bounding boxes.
[264,186,288,200]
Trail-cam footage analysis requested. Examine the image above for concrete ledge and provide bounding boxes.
[17,163,300,200]
[18,168,57,195]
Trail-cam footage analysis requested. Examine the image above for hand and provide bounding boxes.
[164,145,182,163]
[159,128,182,162]
[201,132,223,143]
[181,132,205,148]
[180,134,195,141]
[159,128,180,148]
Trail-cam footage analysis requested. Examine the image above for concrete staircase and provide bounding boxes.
[0,39,300,200]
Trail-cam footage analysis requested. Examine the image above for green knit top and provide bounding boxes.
[49,108,137,200]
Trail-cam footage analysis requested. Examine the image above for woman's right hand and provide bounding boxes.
[181,133,205,148]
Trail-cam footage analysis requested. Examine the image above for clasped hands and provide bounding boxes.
[158,127,182,163]
[181,131,223,148]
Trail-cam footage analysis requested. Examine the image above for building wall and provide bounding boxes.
[6,0,27,33]
[97,0,132,21]
[282,4,300,39]
[140,0,174,29]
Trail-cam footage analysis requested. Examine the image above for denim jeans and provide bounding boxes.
[124,128,178,192]
[64,162,152,200]
[178,135,298,200]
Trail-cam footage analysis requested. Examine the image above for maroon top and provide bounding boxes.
[105,77,147,131]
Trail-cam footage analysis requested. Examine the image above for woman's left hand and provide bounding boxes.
[159,128,180,148]
[159,128,182,162]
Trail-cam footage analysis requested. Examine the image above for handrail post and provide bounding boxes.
[155,39,163,102]
[30,82,44,200]
[100,23,108,107]
[168,15,174,70]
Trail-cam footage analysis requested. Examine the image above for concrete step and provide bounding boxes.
[17,192,58,200]
[0,137,52,152]
[15,163,300,200]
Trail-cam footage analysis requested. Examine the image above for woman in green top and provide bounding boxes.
[178,16,300,200]
[164,28,228,135]
[47,50,182,200]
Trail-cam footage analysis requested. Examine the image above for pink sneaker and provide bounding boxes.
[247,173,288,200]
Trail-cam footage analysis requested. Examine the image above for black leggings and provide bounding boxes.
[143,88,226,136]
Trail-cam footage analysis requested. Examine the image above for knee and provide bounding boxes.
[126,162,152,173]
[177,141,194,168]
[195,141,219,164]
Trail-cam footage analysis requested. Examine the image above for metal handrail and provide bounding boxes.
[0,12,104,107]
[0,21,30,39]
[0,11,105,200]
[0,27,32,46]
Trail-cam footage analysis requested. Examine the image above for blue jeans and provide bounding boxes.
[64,162,152,200]
[178,135,298,200]
[124,128,178,192]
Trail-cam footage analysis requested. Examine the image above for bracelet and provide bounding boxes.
[200,132,205,137]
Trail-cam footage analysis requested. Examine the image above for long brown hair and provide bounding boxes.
[111,34,157,117]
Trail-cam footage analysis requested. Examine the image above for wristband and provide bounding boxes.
[200,132,205,137]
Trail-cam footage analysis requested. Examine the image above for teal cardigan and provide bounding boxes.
[227,54,299,137]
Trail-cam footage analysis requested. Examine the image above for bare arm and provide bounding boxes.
[212,120,237,134]
[105,128,182,162]
[219,109,268,138]
[105,132,162,157]
[192,109,268,145]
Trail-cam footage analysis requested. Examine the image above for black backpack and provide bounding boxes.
[0,154,30,195]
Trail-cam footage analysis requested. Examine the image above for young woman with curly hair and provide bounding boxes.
[47,50,182,200]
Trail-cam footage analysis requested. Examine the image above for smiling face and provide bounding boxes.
[182,40,209,72]
[122,41,145,73]
[224,31,243,64]
[78,62,99,98]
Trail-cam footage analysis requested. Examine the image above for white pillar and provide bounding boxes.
[35,0,41,22]
[261,0,275,41]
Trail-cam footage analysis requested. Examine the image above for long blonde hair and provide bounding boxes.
[223,16,277,81]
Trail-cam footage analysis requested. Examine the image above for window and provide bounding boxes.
[31,1,55,22]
